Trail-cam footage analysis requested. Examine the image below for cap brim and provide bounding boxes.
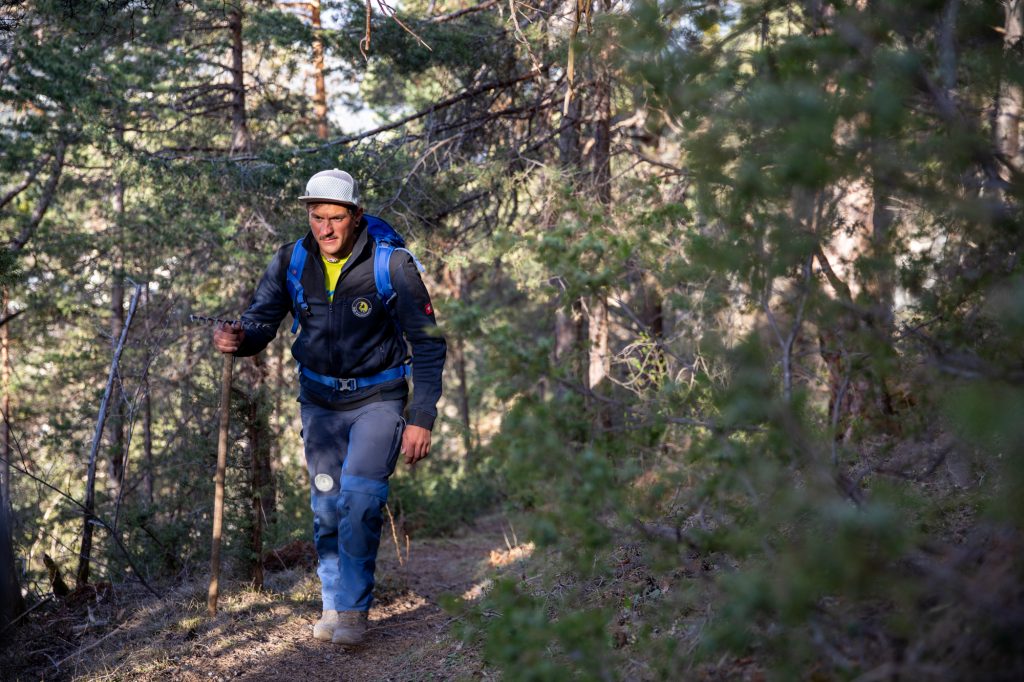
[298,195,359,207]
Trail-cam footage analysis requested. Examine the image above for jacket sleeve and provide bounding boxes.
[390,252,446,430]
[235,244,293,357]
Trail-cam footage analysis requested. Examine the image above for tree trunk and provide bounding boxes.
[553,299,584,398]
[592,49,612,204]
[229,5,252,153]
[587,297,610,389]
[554,31,584,397]
[443,264,473,455]
[997,0,1024,176]
[254,394,275,535]
[0,286,22,631]
[249,398,267,590]
[242,355,273,587]
[587,295,612,430]
[181,305,194,424]
[554,307,580,366]
[141,283,154,507]
[274,334,285,419]
[107,179,126,496]
[1,287,11,517]
[588,8,613,428]
[230,3,263,578]
[633,271,665,391]
[452,333,472,453]
[814,7,901,437]
[269,334,286,503]
[142,384,154,506]
[868,143,895,333]
[558,95,582,171]
[311,0,328,140]
[269,333,285,495]
[0,493,22,632]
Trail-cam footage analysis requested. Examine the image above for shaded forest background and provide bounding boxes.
[1,0,1023,679]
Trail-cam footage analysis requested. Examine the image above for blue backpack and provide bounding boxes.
[284,215,423,334]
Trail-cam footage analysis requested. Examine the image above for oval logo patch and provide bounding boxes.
[314,473,334,492]
[352,297,372,318]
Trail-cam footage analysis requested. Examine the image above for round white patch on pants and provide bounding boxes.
[314,473,334,492]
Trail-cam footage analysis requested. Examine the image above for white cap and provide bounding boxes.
[298,169,361,207]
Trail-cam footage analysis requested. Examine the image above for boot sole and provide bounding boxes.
[331,632,366,646]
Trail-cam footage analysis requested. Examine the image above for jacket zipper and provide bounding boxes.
[329,297,336,376]
[314,253,337,377]
[317,227,368,378]
[331,234,369,377]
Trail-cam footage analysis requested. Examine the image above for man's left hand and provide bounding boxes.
[401,425,431,466]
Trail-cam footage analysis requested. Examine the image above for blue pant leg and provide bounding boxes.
[337,476,389,611]
[335,401,405,612]
[310,490,341,610]
[300,401,349,612]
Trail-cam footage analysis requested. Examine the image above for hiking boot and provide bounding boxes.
[313,609,338,641]
[331,610,368,645]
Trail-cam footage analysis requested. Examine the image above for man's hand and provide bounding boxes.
[213,322,245,354]
[401,425,431,466]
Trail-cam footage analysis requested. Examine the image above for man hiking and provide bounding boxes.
[212,169,446,646]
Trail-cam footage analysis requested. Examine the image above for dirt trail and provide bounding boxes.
[6,516,521,681]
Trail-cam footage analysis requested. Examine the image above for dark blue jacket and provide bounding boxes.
[235,221,446,430]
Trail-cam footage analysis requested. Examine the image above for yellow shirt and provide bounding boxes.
[321,254,348,303]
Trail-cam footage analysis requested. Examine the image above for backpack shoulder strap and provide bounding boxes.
[366,214,425,300]
[373,240,398,304]
[285,238,308,334]
[366,215,426,336]
[373,243,426,302]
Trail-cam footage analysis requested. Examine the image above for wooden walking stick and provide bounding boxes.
[189,316,270,616]
[208,349,234,616]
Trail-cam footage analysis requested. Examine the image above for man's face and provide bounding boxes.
[308,203,362,259]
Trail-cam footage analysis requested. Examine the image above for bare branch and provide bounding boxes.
[7,138,67,255]
[376,0,432,52]
[77,282,143,588]
[428,0,499,23]
[360,0,372,61]
[215,69,545,162]
[0,309,24,328]
[0,152,52,211]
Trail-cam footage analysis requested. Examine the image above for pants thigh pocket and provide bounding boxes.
[385,417,406,476]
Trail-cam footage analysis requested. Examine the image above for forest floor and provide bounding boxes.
[3,514,529,681]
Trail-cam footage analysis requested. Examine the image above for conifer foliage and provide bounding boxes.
[1,0,1022,678]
